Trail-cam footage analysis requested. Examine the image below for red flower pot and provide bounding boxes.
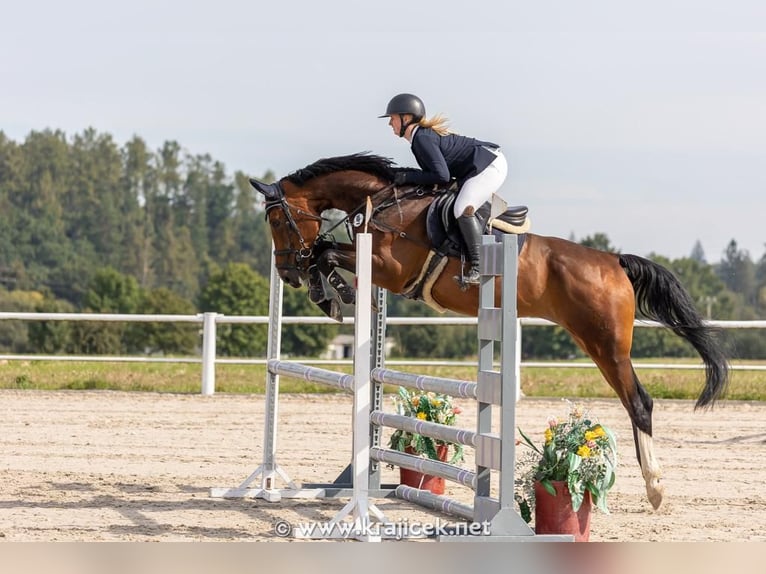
[399,444,449,495]
[534,480,592,542]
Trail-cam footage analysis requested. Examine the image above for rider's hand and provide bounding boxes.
[394,171,408,185]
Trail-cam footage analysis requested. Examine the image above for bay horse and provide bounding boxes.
[250,152,729,510]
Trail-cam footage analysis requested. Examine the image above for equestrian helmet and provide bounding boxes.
[379,93,425,121]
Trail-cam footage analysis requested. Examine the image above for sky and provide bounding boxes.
[2,1,764,262]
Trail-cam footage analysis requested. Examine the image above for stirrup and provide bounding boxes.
[463,267,481,284]
[453,266,481,288]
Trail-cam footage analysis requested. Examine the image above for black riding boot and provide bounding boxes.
[454,214,483,285]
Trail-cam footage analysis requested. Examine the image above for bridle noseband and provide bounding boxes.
[263,181,325,276]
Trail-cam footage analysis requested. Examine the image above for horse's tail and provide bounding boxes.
[619,254,729,409]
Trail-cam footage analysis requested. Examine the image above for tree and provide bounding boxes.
[27,294,75,353]
[0,133,23,278]
[281,287,339,356]
[0,288,45,353]
[198,263,270,356]
[755,247,766,317]
[717,240,756,306]
[230,171,273,278]
[150,140,201,296]
[14,130,70,293]
[112,136,148,283]
[579,233,619,253]
[122,136,158,288]
[82,267,141,313]
[135,288,198,355]
[205,160,236,263]
[65,129,124,267]
[386,295,477,358]
[521,326,582,360]
[69,268,142,354]
[690,240,706,264]
[386,295,442,358]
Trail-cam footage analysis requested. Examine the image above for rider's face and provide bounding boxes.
[388,114,412,137]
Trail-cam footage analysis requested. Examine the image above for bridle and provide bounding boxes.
[263,181,325,276]
[263,179,438,276]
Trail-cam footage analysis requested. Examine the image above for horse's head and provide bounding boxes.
[250,177,324,288]
[250,154,395,287]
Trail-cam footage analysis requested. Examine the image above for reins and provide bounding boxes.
[342,183,442,250]
[264,181,328,275]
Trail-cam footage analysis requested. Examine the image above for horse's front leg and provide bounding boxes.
[316,248,357,305]
[308,265,328,303]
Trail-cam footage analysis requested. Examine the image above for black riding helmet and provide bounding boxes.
[379,93,425,137]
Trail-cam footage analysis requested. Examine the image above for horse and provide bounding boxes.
[249,152,729,510]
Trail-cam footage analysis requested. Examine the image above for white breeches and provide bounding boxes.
[453,149,509,218]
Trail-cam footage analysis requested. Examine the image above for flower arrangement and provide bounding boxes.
[388,386,464,464]
[516,401,617,520]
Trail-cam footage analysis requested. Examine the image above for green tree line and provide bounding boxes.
[1,129,765,359]
[0,128,334,357]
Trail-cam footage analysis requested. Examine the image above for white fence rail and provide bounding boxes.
[1,312,765,394]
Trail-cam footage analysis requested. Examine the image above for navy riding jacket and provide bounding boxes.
[398,127,499,187]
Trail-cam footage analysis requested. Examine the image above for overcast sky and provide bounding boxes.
[2,1,764,261]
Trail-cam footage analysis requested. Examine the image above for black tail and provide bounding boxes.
[619,254,729,409]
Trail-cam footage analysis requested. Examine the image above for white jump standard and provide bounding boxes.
[210,233,571,541]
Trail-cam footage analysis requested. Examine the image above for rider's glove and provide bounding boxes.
[393,171,408,185]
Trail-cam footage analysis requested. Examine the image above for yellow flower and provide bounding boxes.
[577,444,591,458]
[585,426,606,441]
[416,412,427,420]
[544,428,554,445]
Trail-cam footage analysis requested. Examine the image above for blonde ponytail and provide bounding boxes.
[418,114,452,136]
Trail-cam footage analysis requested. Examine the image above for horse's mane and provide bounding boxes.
[285,153,395,186]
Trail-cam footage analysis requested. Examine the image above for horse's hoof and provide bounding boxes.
[328,299,343,322]
[316,298,343,323]
[308,287,325,304]
[337,288,356,305]
[646,478,664,510]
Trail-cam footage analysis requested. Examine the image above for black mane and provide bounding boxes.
[285,153,395,186]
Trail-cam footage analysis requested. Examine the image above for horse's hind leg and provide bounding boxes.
[562,269,663,507]
[589,350,664,509]
[565,298,664,507]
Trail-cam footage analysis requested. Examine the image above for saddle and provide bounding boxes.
[399,186,530,306]
[425,191,530,259]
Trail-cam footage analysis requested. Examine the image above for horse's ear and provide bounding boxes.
[249,178,280,199]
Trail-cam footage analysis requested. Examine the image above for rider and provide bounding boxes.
[379,93,508,285]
